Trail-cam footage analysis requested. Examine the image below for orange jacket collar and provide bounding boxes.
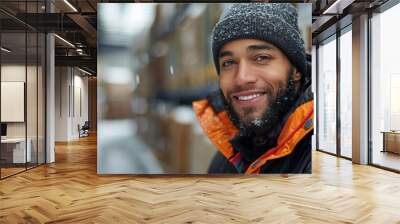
[193,99,314,174]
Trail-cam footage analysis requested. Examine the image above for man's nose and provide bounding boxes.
[235,60,257,86]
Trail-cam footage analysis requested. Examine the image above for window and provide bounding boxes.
[0,1,46,179]
[317,36,337,154]
[370,2,400,171]
[339,28,352,158]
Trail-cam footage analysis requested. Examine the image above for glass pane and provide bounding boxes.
[317,37,337,154]
[38,32,45,165]
[1,30,27,177]
[339,29,352,158]
[27,31,38,169]
[26,0,38,168]
[371,4,400,171]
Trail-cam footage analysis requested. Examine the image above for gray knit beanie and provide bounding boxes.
[211,3,306,76]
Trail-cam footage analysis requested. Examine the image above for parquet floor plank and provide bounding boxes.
[1,135,400,223]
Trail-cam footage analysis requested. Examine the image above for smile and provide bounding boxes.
[236,93,263,101]
[232,91,267,106]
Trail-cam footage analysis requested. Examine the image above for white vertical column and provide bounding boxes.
[46,1,55,163]
[352,14,369,164]
[46,33,55,163]
[312,45,317,151]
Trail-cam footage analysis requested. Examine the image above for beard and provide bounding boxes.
[223,67,299,137]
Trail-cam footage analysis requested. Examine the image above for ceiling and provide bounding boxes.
[311,0,390,43]
[0,0,97,74]
[1,0,394,75]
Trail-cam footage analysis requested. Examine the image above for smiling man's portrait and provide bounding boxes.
[98,3,312,174]
[193,3,313,174]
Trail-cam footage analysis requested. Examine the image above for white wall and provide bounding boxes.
[55,66,69,141]
[1,65,38,137]
[55,67,89,141]
[1,65,26,141]
[72,73,89,137]
[1,63,46,164]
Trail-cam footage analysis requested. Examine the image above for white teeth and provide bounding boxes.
[237,94,262,101]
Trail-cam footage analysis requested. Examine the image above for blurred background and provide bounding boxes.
[97,3,312,174]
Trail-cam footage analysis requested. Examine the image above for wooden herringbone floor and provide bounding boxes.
[1,135,400,224]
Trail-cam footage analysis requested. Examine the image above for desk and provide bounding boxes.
[1,138,31,163]
[381,131,400,154]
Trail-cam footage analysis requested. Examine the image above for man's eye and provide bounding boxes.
[255,55,271,62]
[221,60,235,68]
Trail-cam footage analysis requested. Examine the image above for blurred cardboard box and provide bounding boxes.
[188,122,216,173]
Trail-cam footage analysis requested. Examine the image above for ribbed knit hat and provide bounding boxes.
[211,3,306,76]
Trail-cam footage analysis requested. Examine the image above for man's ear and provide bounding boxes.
[293,68,302,82]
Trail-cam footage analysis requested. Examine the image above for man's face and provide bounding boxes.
[218,39,301,131]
